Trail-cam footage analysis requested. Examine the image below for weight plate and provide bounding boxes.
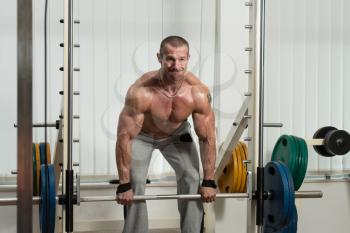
[279,160,295,226]
[313,126,337,157]
[40,165,48,233]
[240,142,248,192]
[40,143,47,164]
[288,136,299,182]
[48,165,56,233]
[294,137,308,190]
[235,143,244,193]
[237,142,247,193]
[218,151,234,193]
[264,161,292,230]
[264,205,298,233]
[324,129,350,155]
[46,143,51,164]
[271,135,297,177]
[35,144,41,195]
[232,146,240,193]
[32,144,37,196]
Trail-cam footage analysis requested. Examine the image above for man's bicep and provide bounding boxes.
[193,110,215,140]
[117,107,144,139]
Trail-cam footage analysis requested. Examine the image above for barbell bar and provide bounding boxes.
[0,191,323,206]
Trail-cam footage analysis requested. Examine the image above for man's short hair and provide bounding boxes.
[159,36,189,56]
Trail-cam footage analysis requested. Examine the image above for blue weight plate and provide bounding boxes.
[48,165,56,233]
[32,144,37,196]
[264,161,290,230]
[39,143,47,165]
[40,165,48,233]
[279,204,298,233]
[278,162,295,227]
[264,205,298,233]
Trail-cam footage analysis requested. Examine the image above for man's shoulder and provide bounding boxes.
[126,72,157,103]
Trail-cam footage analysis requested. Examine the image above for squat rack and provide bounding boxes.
[15,0,322,233]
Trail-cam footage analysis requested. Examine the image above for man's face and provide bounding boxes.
[158,44,189,80]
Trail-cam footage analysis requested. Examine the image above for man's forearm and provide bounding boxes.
[199,139,216,180]
[116,138,132,183]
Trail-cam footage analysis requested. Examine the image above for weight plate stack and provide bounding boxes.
[40,165,48,233]
[264,161,294,231]
[39,143,47,165]
[234,145,243,193]
[218,149,236,193]
[40,164,56,233]
[48,165,56,233]
[271,135,297,178]
[237,142,247,193]
[35,143,41,195]
[264,204,298,233]
[32,144,38,196]
[240,142,248,192]
[232,146,240,192]
[294,137,308,190]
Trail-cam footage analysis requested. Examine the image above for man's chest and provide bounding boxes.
[149,93,194,122]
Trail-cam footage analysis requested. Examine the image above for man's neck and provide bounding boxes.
[157,71,186,97]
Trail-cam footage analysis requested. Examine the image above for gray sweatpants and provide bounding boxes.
[123,121,204,233]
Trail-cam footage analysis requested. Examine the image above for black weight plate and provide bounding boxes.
[264,161,291,230]
[313,126,337,157]
[324,130,350,155]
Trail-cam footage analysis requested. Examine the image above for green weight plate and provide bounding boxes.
[288,136,300,181]
[271,135,297,177]
[295,137,308,190]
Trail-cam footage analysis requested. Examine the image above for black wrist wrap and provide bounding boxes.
[116,182,132,194]
[201,179,217,189]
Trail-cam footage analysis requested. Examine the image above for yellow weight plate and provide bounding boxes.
[35,143,41,195]
[236,142,246,193]
[218,157,234,193]
[232,146,240,193]
[46,143,51,164]
[235,143,243,193]
[240,142,248,193]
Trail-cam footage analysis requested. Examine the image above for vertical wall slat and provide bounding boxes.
[79,0,95,175]
[317,0,332,172]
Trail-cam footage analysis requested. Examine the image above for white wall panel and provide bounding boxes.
[264,0,350,173]
[0,0,17,176]
[343,0,350,170]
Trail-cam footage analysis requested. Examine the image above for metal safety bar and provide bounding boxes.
[0,190,323,206]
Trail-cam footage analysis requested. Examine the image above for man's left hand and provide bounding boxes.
[199,187,217,203]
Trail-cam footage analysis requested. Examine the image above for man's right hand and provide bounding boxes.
[117,189,134,206]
